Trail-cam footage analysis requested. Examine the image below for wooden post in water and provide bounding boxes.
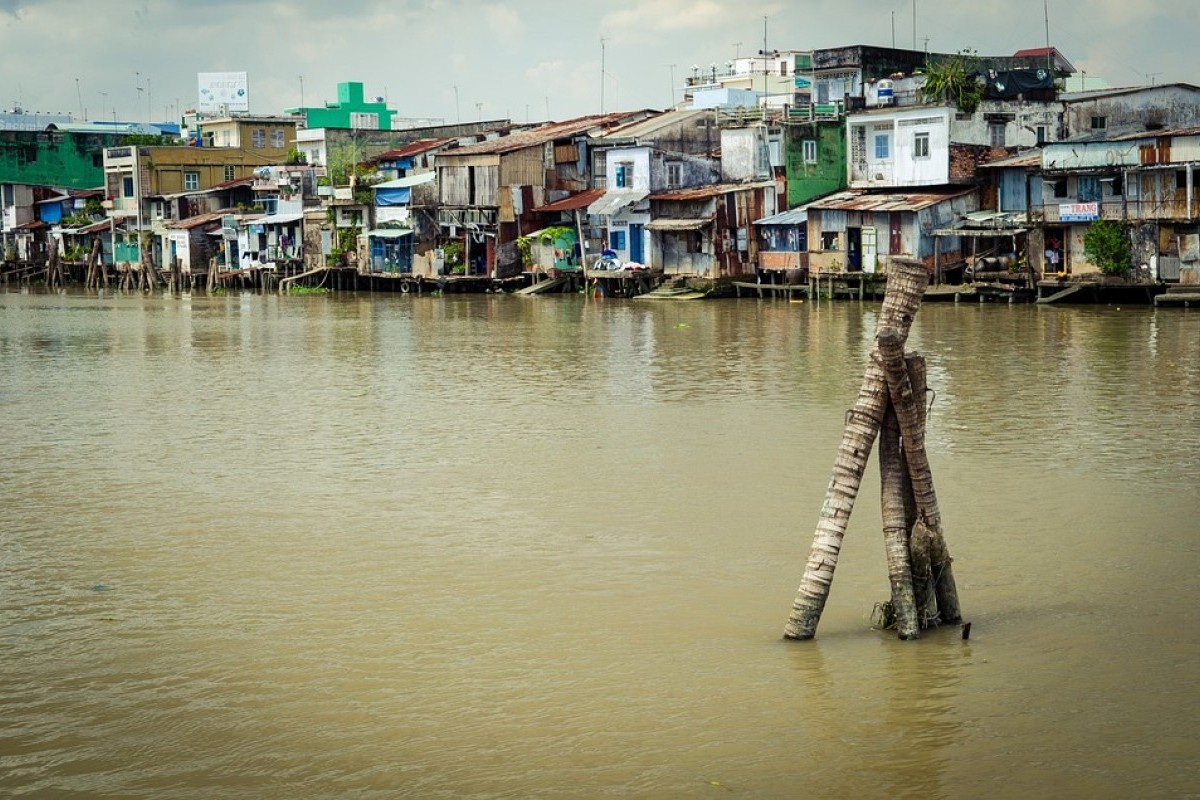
[783,259,930,640]
[876,327,962,625]
[879,398,920,639]
[902,354,937,622]
[45,247,63,291]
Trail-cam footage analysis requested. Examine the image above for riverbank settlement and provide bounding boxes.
[4,44,1200,304]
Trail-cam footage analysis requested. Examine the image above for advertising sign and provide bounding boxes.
[1059,202,1099,222]
[198,72,249,113]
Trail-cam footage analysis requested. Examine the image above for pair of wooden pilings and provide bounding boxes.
[784,258,962,641]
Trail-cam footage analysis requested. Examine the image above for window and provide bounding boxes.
[1090,116,1107,130]
[989,122,1006,147]
[270,129,285,148]
[183,171,199,191]
[615,161,634,188]
[821,231,839,251]
[802,139,817,164]
[1052,178,1068,198]
[1105,175,1124,196]
[874,133,890,159]
[609,230,626,250]
[224,165,235,182]
[251,128,266,148]
[122,176,134,197]
[1036,125,1048,145]
[1177,170,1189,190]
[913,131,930,159]
[666,162,682,188]
[1077,176,1101,202]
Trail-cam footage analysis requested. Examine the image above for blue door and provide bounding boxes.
[628,223,644,264]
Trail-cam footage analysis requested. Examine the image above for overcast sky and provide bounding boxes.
[0,0,1190,125]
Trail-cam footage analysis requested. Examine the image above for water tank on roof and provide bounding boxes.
[876,79,895,106]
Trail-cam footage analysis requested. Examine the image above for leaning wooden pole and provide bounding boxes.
[876,328,963,625]
[784,259,930,640]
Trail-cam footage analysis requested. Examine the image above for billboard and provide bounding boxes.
[198,72,249,113]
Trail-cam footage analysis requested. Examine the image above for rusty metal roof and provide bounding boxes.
[808,189,973,213]
[591,109,713,142]
[649,181,774,201]
[535,188,605,213]
[445,112,643,156]
[978,150,1042,169]
[372,138,454,161]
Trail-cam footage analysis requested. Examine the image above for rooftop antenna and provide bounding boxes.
[1147,72,1162,86]
[1043,0,1052,74]
[453,85,460,123]
[912,0,917,50]
[600,37,607,114]
[668,64,677,108]
[75,77,83,119]
[298,75,305,107]
[733,41,742,60]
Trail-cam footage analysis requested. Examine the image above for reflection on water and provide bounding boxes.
[1,290,1198,799]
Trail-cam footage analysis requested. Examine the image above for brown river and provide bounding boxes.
[2,288,1197,799]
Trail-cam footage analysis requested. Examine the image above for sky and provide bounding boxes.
[0,0,1191,126]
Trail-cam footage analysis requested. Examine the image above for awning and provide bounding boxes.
[366,229,413,239]
[587,188,649,216]
[258,213,304,226]
[374,172,436,189]
[646,218,712,231]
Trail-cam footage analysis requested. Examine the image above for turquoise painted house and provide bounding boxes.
[285,82,396,131]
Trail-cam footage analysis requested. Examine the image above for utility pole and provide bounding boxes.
[912,0,917,50]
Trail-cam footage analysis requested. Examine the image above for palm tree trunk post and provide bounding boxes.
[879,398,920,640]
[876,328,963,626]
[783,259,930,640]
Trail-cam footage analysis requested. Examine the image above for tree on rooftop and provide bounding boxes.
[921,50,984,115]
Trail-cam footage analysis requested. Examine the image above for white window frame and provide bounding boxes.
[270,129,285,148]
[183,171,200,191]
[802,139,817,164]
[913,131,930,159]
[251,128,266,148]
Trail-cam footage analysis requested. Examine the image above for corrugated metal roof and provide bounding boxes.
[535,187,605,213]
[166,209,235,230]
[446,112,640,156]
[372,138,453,160]
[646,218,712,231]
[1059,83,1200,102]
[808,189,973,213]
[587,188,649,216]
[978,150,1042,169]
[591,109,711,142]
[753,208,808,226]
[649,181,773,201]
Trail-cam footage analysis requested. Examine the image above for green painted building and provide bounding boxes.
[285,82,396,131]
[0,129,122,189]
[785,120,847,207]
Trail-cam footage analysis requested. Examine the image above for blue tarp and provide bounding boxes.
[375,187,411,207]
